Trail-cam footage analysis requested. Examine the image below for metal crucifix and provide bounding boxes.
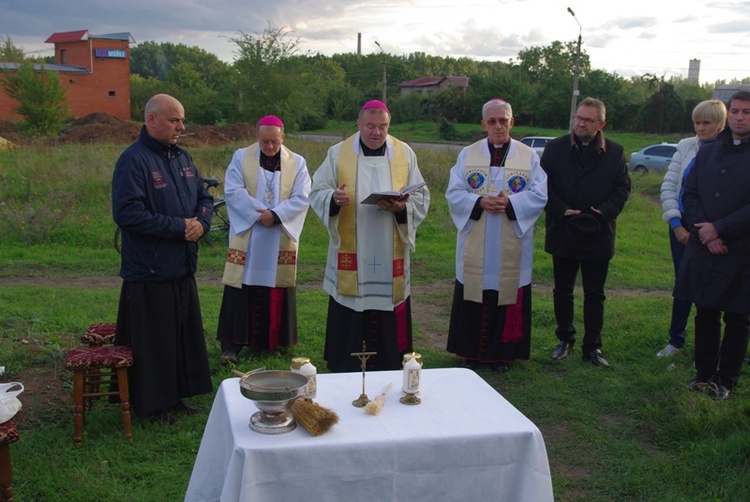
[351,341,377,407]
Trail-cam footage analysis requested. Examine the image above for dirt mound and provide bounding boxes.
[179,125,232,147]
[3,113,258,147]
[219,122,256,141]
[0,120,23,145]
[63,112,129,132]
[59,121,140,145]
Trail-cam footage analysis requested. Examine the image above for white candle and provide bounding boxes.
[402,353,421,394]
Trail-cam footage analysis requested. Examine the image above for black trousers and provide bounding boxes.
[694,308,750,389]
[552,256,610,353]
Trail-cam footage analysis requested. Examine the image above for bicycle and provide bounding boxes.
[113,177,230,253]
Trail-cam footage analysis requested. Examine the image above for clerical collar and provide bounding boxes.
[487,138,510,167]
[259,151,281,172]
[360,139,387,157]
[570,130,606,152]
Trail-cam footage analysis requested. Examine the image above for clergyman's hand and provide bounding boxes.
[256,209,276,227]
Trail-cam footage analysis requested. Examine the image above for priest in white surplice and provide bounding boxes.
[446,99,547,373]
[310,100,430,372]
[216,115,311,365]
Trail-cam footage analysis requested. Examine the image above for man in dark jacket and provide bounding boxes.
[541,97,631,368]
[675,90,750,400]
[112,93,213,424]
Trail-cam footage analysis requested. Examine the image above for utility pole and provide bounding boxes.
[374,41,387,104]
[567,7,582,132]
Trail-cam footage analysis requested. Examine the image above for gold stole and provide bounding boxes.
[463,140,531,305]
[336,135,409,303]
[221,144,297,289]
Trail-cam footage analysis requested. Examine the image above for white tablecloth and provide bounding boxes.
[185,368,553,501]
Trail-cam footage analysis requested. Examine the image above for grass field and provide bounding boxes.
[1,135,748,501]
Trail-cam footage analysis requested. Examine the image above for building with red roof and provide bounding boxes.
[0,30,134,121]
[398,76,469,96]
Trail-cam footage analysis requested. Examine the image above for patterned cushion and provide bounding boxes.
[65,345,134,370]
[80,323,116,346]
[0,419,20,445]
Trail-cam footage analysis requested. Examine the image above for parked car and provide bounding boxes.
[520,136,554,157]
[628,143,678,174]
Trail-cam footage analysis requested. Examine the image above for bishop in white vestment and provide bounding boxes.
[216,115,311,363]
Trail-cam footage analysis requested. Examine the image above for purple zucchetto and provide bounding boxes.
[257,115,284,128]
[361,100,390,113]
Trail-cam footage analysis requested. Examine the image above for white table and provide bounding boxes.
[185,368,553,501]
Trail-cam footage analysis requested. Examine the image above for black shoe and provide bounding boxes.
[551,340,574,360]
[461,359,479,370]
[220,351,238,365]
[688,379,709,392]
[490,362,510,373]
[582,349,610,368]
[174,400,202,415]
[149,411,178,425]
[706,383,731,400]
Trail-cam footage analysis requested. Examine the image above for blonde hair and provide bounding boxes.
[692,99,727,130]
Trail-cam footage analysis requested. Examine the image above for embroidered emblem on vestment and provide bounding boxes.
[338,253,357,271]
[506,172,528,193]
[226,248,246,266]
[278,250,297,265]
[466,168,488,193]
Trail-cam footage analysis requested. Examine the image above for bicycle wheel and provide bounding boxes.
[114,227,122,254]
[203,199,230,247]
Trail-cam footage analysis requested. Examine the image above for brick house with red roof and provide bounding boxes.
[0,30,133,121]
[398,76,469,96]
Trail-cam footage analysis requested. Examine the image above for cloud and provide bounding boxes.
[609,16,658,30]
[709,20,750,34]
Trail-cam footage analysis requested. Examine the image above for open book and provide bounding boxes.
[360,181,427,205]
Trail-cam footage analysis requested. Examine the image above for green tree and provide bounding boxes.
[129,74,167,121]
[634,77,685,133]
[516,40,592,128]
[130,41,236,124]
[1,61,70,136]
[0,34,24,62]
[230,25,347,129]
[166,62,219,124]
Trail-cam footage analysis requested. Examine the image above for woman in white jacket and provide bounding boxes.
[657,99,727,357]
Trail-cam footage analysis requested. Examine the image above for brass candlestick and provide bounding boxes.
[351,342,377,407]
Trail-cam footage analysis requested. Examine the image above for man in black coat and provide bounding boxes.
[112,94,214,424]
[541,97,631,368]
[675,90,750,400]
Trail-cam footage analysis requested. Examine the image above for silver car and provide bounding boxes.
[628,143,678,174]
[520,136,554,157]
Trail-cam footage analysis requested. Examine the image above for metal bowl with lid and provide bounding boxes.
[237,369,309,434]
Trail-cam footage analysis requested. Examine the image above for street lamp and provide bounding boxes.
[567,7,582,132]
[374,40,387,104]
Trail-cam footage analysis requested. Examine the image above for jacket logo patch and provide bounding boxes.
[183,167,196,178]
[150,171,167,189]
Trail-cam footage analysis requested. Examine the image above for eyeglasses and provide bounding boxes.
[259,139,282,147]
[574,115,601,125]
[485,118,511,126]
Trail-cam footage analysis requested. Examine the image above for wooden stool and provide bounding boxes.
[64,345,134,446]
[80,323,116,347]
[79,323,117,405]
[0,419,20,502]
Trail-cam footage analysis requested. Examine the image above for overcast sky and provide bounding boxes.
[2,0,749,85]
